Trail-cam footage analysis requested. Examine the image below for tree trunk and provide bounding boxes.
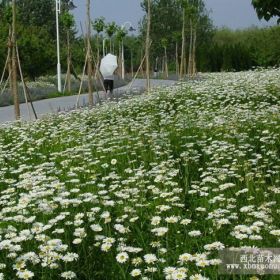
[176,41,179,78]
[121,40,125,79]
[118,42,122,77]
[102,38,106,57]
[86,0,93,107]
[66,30,71,93]
[164,46,168,78]
[130,49,134,77]
[180,8,185,80]
[109,38,112,53]
[145,0,151,92]
[96,34,100,63]
[188,19,193,77]
[192,27,197,77]
[11,0,20,120]
[184,49,187,76]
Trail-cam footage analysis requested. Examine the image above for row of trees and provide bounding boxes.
[0,0,279,82]
[142,0,280,74]
[140,0,213,79]
[0,2,142,78]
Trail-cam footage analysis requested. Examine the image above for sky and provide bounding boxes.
[72,0,277,34]
[72,0,144,33]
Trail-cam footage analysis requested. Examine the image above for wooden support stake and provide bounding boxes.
[76,49,88,108]
[16,44,31,120]
[128,54,146,91]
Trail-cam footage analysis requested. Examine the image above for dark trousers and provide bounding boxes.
[104,79,114,93]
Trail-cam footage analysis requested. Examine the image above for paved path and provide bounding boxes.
[0,79,177,125]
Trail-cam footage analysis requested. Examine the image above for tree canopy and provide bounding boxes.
[16,0,75,36]
[252,0,280,23]
[92,17,105,34]
[0,0,77,79]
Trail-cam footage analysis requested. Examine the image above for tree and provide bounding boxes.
[187,0,206,78]
[92,17,105,34]
[0,0,20,119]
[144,0,151,92]
[179,0,187,79]
[16,0,75,38]
[0,0,76,80]
[86,0,93,107]
[105,22,117,53]
[140,0,212,77]
[10,0,20,119]
[17,26,56,79]
[252,0,280,23]
[179,0,201,78]
[0,2,11,72]
[160,38,168,78]
[172,31,181,76]
[92,17,105,61]
[61,12,75,93]
[141,0,182,76]
[0,0,10,9]
[124,35,139,77]
[116,26,128,78]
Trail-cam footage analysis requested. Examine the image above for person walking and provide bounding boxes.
[100,53,118,99]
